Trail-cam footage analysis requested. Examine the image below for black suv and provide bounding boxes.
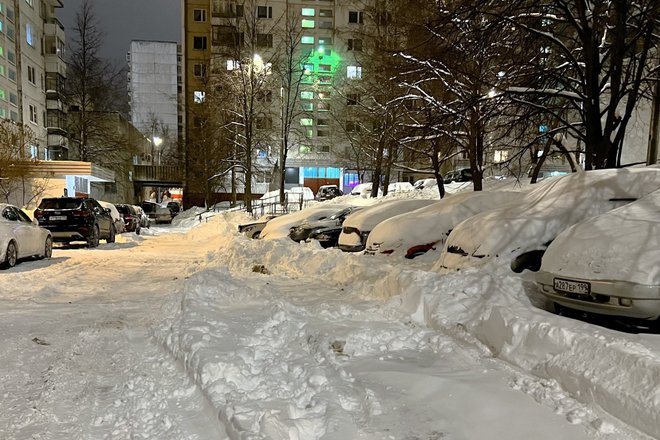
[34,197,115,247]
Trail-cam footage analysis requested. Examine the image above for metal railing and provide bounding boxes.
[249,193,314,219]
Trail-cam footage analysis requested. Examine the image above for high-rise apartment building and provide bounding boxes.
[182,0,368,200]
[0,0,67,160]
[127,40,181,165]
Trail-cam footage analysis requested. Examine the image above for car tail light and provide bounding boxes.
[34,209,43,218]
[125,215,133,221]
[72,209,87,217]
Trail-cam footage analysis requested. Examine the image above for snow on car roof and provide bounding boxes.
[341,198,439,232]
[541,187,660,286]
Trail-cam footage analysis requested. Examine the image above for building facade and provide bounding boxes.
[0,0,67,159]
[127,40,180,165]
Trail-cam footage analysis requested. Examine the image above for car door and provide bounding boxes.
[88,200,110,235]
[2,207,33,257]
[16,208,42,256]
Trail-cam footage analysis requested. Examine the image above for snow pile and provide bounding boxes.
[158,206,660,438]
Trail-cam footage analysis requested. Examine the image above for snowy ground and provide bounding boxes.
[0,205,658,439]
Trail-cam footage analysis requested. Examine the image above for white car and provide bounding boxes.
[99,201,126,233]
[0,203,52,269]
[141,201,172,224]
[536,188,660,324]
[387,182,414,193]
[338,199,438,252]
[437,168,660,273]
[349,182,383,198]
[365,191,521,259]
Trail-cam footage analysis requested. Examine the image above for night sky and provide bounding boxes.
[57,0,181,66]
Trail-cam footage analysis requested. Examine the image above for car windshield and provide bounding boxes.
[116,205,131,215]
[329,207,353,220]
[38,198,82,210]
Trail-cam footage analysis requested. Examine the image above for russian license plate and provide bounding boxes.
[554,278,590,295]
[50,215,67,221]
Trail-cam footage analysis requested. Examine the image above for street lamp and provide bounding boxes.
[153,136,163,165]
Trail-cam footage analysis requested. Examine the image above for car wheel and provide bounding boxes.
[107,225,116,243]
[510,250,546,273]
[87,225,100,248]
[43,236,53,259]
[136,226,141,235]
[1,241,18,269]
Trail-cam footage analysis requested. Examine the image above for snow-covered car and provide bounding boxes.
[0,203,52,268]
[414,178,438,190]
[387,182,414,193]
[289,206,360,245]
[238,215,278,239]
[141,201,172,224]
[349,182,383,198]
[99,201,126,234]
[365,191,521,259]
[338,199,438,252]
[260,203,350,240]
[315,185,343,201]
[536,188,660,324]
[437,168,660,273]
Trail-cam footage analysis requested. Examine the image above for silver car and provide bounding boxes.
[536,188,660,323]
[0,204,52,268]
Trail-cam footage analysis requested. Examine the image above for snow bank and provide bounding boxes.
[161,212,660,439]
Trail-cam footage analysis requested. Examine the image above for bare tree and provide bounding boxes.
[66,0,127,162]
[0,121,48,206]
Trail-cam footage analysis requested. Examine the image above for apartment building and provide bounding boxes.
[182,0,371,200]
[0,0,67,159]
[127,40,181,165]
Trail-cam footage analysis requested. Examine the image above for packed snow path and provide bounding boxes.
[0,219,651,439]
[0,230,227,439]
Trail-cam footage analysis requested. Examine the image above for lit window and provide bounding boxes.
[347,65,362,79]
[317,101,330,111]
[303,63,314,73]
[0,89,5,100]
[494,150,509,163]
[317,91,331,99]
[301,102,313,111]
[193,9,207,21]
[0,47,3,57]
[25,22,33,46]
[193,91,205,103]
[301,36,314,44]
[319,64,331,72]
[301,19,315,28]
[0,66,4,76]
[227,60,240,70]
[257,6,272,19]
[0,19,3,33]
[300,118,313,126]
[301,8,315,16]
[0,107,5,118]
[299,145,312,154]
[348,11,363,24]
[318,37,332,45]
[300,91,313,99]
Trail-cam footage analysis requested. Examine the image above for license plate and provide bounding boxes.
[50,215,67,221]
[554,278,590,295]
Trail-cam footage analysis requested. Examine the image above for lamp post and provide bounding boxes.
[153,136,163,165]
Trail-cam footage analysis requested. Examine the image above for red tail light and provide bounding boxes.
[34,209,43,218]
[72,209,87,217]
[125,215,133,221]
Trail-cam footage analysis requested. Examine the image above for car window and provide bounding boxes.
[16,209,33,223]
[38,198,82,209]
[2,207,18,221]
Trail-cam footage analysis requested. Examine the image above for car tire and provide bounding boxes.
[1,241,18,269]
[43,236,53,259]
[107,225,116,243]
[87,225,100,248]
[136,226,141,235]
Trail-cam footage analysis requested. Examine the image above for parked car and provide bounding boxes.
[166,201,181,218]
[238,215,278,239]
[34,197,115,247]
[116,204,141,234]
[414,178,438,191]
[387,182,414,193]
[260,203,351,240]
[141,201,172,224]
[365,191,521,259]
[133,205,151,229]
[289,206,360,245]
[437,168,660,273]
[536,188,660,325]
[443,168,473,183]
[99,201,126,234]
[0,204,52,268]
[316,185,343,201]
[349,182,383,198]
[338,199,438,252]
